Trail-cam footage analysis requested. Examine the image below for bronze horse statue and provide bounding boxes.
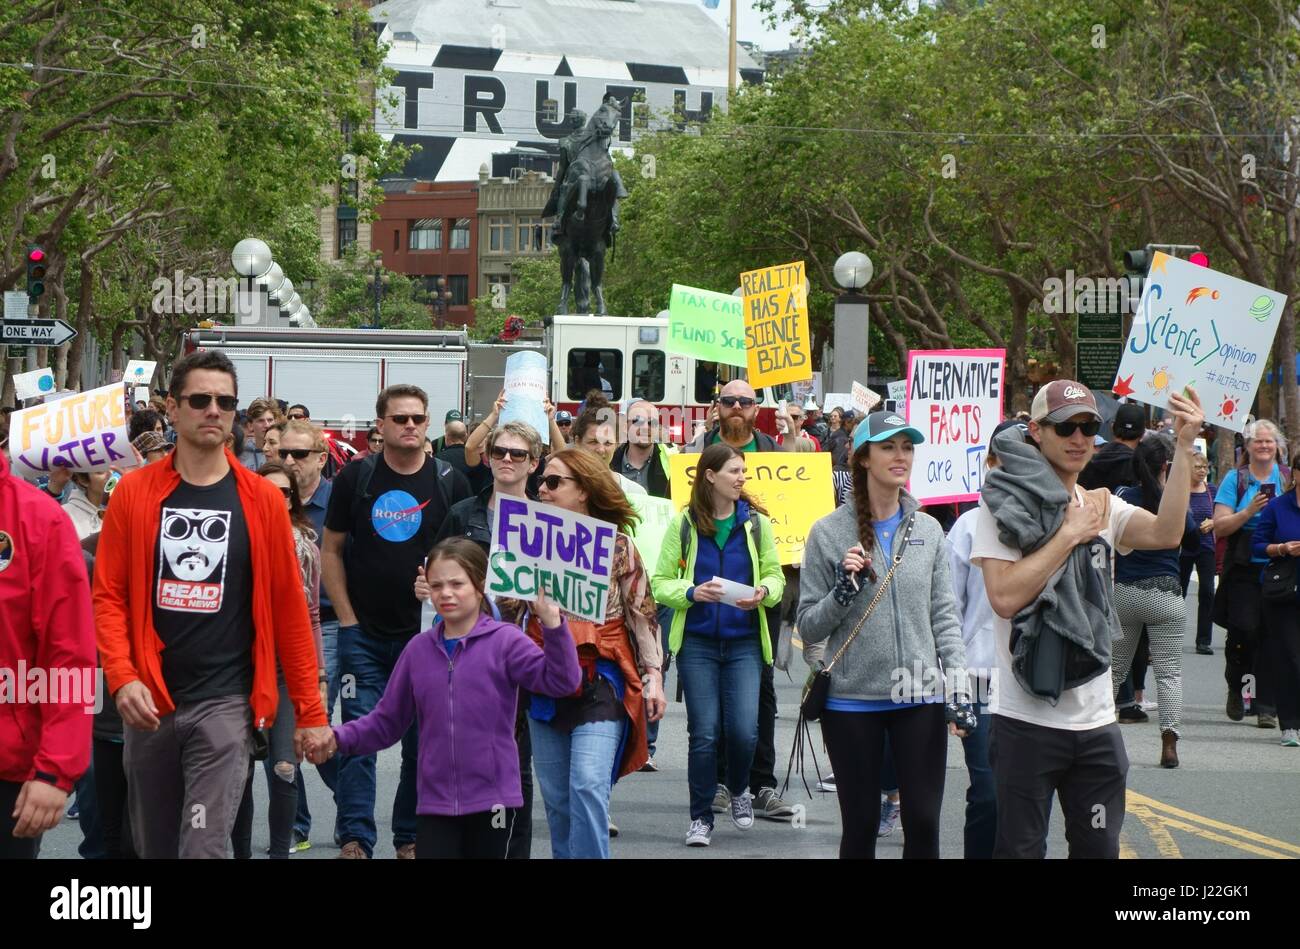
[543,97,628,315]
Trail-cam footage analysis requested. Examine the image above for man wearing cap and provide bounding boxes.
[132,430,174,466]
[429,410,464,455]
[972,380,1202,858]
[555,410,574,446]
[1079,403,1146,493]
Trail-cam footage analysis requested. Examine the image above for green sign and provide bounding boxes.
[1076,340,1123,391]
[629,494,677,574]
[667,284,747,367]
[1076,308,1123,340]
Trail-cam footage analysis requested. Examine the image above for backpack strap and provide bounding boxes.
[356,453,381,501]
[358,453,454,512]
[678,512,692,572]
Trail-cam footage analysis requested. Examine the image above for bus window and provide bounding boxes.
[567,349,622,401]
[632,350,665,402]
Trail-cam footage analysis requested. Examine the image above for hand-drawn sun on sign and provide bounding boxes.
[1147,366,1173,397]
[1218,394,1240,422]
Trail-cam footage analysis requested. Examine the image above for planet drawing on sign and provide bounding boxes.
[1249,295,1274,323]
[1219,394,1240,422]
[38,375,54,392]
[1147,366,1173,397]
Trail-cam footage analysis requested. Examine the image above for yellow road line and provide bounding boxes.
[1118,833,1137,859]
[1145,813,1290,859]
[1129,790,1300,857]
[1129,805,1183,859]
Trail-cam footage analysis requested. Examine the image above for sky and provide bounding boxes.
[695,0,804,51]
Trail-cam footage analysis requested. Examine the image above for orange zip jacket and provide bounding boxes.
[93,448,326,730]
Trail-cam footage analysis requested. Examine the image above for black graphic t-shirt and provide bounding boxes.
[326,454,469,639]
[151,470,253,704]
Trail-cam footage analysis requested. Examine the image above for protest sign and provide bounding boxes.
[741,261,811,388]
[12,367,55,401]
[667,284,747,367]
[123,360,157,388]
[133,386,151,405]
[851,381,881,414]
[791,373,822,407]
[628,494,677,573]
[711,576,758,606]
[906,349,1006,504]
[669,452,833,565]
[8,381,131,478]
[887,380,907,404]
[1113,252,1285,433]
[498,350,551,445]
[487,496,617,622]
[823,392,851,413]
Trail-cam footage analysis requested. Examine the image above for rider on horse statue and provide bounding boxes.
[544,99,629,241]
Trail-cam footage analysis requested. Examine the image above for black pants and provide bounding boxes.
[231,758,299,859]
[1261,601,1300,730]
[1223,572,1275,713]
[92,738,135,859]
[988,715,1127,859]
[0,780,41,859]
[1179,548,1216,647]
[416,809,518,859]
[820,704,947,859]
[508,705,532,860]
[716,652,778,794]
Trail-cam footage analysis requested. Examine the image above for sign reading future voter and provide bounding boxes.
[8,381,132,479]
[1113,252,1285,433]
[906,349,1006,505]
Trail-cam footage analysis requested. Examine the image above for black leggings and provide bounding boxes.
[821,704,948,859]
[1261,601,1300,730]
[92,738,135,859]
[416,809,518,859]
[0,780,40,859]
[232,758,299,859]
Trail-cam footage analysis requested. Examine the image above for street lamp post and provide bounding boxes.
[830,251,873,394]
[365,262,389,329]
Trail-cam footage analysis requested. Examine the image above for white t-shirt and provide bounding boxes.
[970,486,1138,731]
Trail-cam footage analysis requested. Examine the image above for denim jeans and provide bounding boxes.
[529,717,623,859]
[335,623,418,856]
[960,698,996,859]
[678,633,762,823]
[295,618,341,839]
[646,605,673,757]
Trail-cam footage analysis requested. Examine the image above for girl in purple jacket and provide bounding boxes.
[305,537,581,858]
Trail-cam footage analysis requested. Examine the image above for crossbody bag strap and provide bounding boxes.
[825,513,917,673]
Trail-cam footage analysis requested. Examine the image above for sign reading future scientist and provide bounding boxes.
[1113,252,1285,433]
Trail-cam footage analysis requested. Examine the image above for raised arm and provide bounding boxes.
[465,390,506,468]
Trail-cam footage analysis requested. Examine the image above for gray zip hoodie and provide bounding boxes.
[798,493,968,702]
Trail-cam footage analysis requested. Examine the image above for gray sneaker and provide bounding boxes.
[730,791,755,830]
[878,797,901,837]
[1258,713,1278,729]
[754,786,796,820]
[685,819,712,847]
[711,784,730,814]
[1281,729,1300,747]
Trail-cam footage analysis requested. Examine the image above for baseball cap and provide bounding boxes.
[132,430,173,456]
[1112,403,1146,440]
[555,410,573,424]
[445,410,463,423]
[852,410,926,454]
[987,418,1028,460]
[1030,380,1101,425]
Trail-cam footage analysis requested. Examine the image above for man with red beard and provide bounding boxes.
[683,380,795,455]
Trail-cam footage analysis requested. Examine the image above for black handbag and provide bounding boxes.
[1261,557,1297,604]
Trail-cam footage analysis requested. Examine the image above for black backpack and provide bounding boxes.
[354,452,457,514]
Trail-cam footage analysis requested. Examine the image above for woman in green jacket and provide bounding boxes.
[651,443,784,847]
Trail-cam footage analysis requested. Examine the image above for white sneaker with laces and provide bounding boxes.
[685,819,712,847]
[1281,728,1300,747]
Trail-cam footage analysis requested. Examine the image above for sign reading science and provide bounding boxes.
[1113,252,1285,433]
[906,349,1006,504]
[669,452,833,565]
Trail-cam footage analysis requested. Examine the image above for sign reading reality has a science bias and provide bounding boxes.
[667,284,747,367]
[487,496,616,623]
[8,382,132,479]
[1113,253,1285,433]
[669,451,833,565]
[906,349,1006,505]
[740,261,811,388]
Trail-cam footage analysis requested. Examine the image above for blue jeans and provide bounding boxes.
[677,633,762,824]
[295,618,341,839]
[960,700,996,859]
[646,605,673,756]
[335,623,418,856]
[530,717,623,859]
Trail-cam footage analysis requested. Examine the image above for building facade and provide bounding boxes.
[477,165,557,305]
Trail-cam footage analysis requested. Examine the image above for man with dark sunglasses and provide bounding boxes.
[287,405,310,421]
[610,400,673,500]
[322,384,472,859]
[683,379,797,456]
[972,379,1203,858]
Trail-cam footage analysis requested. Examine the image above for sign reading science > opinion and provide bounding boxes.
[740,261,811,388]
[1113,252,1285,433]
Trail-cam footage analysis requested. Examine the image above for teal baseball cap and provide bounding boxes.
[852,410,926,454]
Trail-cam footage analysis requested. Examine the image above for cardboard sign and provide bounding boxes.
[740,261,811,388]
[823,392,851,413]
[498,350,551,445]
[667,284,747,367]
[8,382,131,478]
[628,494,677,574]
[669,451,833,565]
[906,349,1006,504]
[791,373,822,408]
[887,380,907,404]
[1113,252,1285,433]
[487,496,617,622]
[123,360,157,388]
[12,367,55,401]
[851,381,881,414]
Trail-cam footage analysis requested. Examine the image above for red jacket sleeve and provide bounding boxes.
[31,505,97,792]
[93,477,139,696]
[266,492,327,728]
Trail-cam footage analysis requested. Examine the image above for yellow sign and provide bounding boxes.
[669,451,833,565]
[740,260,811,389]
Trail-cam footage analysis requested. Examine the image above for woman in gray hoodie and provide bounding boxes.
[798,411,974,859]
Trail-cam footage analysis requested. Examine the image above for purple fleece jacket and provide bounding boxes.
[333,613,581,817]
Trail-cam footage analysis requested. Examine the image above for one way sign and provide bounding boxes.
[1,318,77,346]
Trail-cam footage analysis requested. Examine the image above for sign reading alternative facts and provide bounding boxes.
[1113,252,1285,433]
[499,350,551,445]
[488,496,616,623]
[8,382,131,478]
[667,284,747,367]
[741,261,811,388]
[669,452,833,565]
[906,349,1006,504]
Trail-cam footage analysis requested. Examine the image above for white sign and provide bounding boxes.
[711,576,758,607]
[133,386,151,405]
[4,290,29,321]
[823,392,852,412]
[124,360,157,387]
[499,350,551,445]
[12,367,55,401]
[851,381,881,414]
[887,380,907,404]
[8,382,132,478]
[905,349,1006,504]
[1,318,76,347]
[1113,252,1286,433]
[791,373,822,407]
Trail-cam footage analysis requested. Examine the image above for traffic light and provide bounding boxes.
[1122,248,1151,277]
[26,245,46,302]
[1189,251,1209,268]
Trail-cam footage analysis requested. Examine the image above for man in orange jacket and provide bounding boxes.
[94,351,330,858]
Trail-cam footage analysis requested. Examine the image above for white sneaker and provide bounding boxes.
[730,791,755,830]
[685,819,712,846]
[1281,729,1300,747]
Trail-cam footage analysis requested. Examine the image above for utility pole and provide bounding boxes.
[728,0,737,93]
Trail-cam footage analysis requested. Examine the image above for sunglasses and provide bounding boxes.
[1050,419,1101,438]
[386,414,428,426]
[278,448,320,460]
[276,486,293,499]
[287,413,306,420]
[491,446,531,462]
[539,474,577,491]
[719,396,756,408]
[179,393,238,412]
[556,419,572,426]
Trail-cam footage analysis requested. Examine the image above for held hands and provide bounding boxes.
[11,781,68,838]
[115,680,160,731]
[534,584,561,629]
[297,726,337,764]
[1167,388,1205,449]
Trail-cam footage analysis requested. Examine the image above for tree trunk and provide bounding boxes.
[1279,302,1299,457]
[64,259,93,391]
[1007,297,1031,413]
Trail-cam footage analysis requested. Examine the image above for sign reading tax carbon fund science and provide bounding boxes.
[1114,252,1285,433]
